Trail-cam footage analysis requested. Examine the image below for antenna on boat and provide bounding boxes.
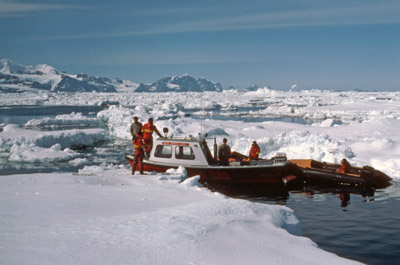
[213,137,218,163]
[200,92,204,134]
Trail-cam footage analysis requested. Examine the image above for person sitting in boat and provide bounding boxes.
[141,118,162,157]
[218,138,231,166]
[249,141,260,160]
[337,158,351,173]
[132,132,145,175]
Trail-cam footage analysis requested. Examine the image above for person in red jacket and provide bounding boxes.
[132,132,145,175]
[141,118,162,157]
[249,141,260,160]
[337,158,351,173]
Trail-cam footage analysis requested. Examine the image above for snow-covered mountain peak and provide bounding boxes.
[0,58,37,75]
[0,59,221,93]
[247,83,259,91]
[136,74,222,92]
[0,59,128,93]
[35,64,59,75]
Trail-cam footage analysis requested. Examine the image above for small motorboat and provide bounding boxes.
[289,159,392,189]
[126,131,297,185]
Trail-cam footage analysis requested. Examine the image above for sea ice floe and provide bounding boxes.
[0,124,106,164]
[25,112,101,127]
[1,89,400,180]
[9,143,80,163]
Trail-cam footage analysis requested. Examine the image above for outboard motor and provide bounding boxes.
[361,166,374,185]
[162,127,169,138]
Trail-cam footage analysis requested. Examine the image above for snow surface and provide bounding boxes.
[0,168,362,265]
[1,88,400,264]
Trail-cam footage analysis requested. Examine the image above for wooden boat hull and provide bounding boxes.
[126,155,293,184]
[290,159,392,189]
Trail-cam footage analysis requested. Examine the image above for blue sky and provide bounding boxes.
[1,0,399,90]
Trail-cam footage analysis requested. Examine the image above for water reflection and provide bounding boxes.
[339,193,350,207]
[202,181,379,208]
[202,182,290,203]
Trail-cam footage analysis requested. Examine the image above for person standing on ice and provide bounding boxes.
[132,132,145,175]
[141,118,162,157]
[218,138,231,166]
[249,141,260,160]
[130,116,142,139]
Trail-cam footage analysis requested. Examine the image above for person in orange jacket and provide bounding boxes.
[141,118,162,157]
[132,132,145,175]
[249,141,260,160]
[337,158,351,173]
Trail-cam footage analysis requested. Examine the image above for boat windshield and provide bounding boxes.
[200,140,216,165]
[175,146,195,160]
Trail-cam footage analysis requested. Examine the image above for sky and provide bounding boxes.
[1,0,399,91]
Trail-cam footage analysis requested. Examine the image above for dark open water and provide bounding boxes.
[286,187,400,265]
[0,105,103,124]
[1,105,399,265]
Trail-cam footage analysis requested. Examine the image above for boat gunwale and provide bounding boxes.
[126,154,288,170]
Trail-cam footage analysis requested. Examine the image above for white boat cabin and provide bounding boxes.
[148,133,288,167]
[149,135,214,166]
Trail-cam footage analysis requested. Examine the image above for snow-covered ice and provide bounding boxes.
[1,88,400,264]
[25,112,101,128]
[0,124,106,165]
[0,168,362,265]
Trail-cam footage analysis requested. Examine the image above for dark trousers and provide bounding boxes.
[220,158,230,166]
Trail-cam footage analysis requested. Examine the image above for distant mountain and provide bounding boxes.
[0,59,138,93]
[247,84,259,91]
[136,74,223,92]
[0,59,224,93]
